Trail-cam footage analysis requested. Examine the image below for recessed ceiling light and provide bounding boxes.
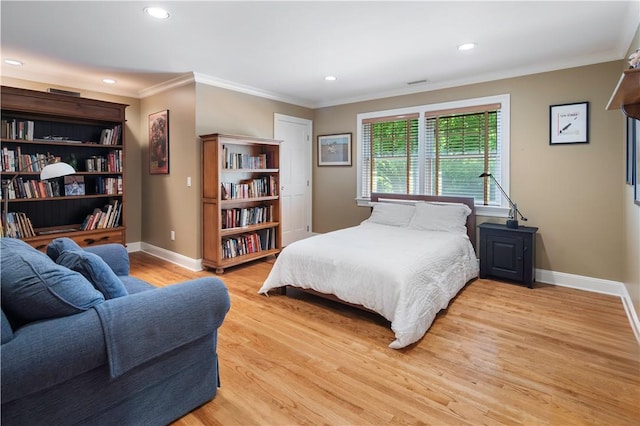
[4,59,23,66]
[144,7,170,19]
[102,78,117,84]
[324,75,337,81]
[458,42,477,51]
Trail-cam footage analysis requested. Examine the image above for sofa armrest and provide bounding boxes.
[84,243,130,276]
[1,309,107,404]
[95,277,230,377]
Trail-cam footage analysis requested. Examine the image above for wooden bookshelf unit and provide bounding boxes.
[201,133,282,274]
[1,86,127,250]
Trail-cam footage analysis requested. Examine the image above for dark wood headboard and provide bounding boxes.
[370,193,477,249]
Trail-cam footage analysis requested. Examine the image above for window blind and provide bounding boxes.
[425,107,501,205]
[362,114,418,198]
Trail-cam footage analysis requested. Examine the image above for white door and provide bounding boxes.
[274,113,312,246]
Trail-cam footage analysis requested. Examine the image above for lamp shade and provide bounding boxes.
[40,162,76,180]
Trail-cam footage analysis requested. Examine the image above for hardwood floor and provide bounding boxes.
[129,252,640,425]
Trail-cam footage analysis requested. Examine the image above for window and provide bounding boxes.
[361,114,419,195]
[357,94,510,215]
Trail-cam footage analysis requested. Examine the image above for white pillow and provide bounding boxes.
[408,202,471,233]
[365,202,415,227]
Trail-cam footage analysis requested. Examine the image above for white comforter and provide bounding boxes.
[258,221,479,349]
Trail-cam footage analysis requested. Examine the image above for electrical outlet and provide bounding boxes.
[170,230,175,241]
[187,176,192,187]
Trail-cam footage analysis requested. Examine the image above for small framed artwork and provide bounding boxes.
[318,133,352,166]
[149,110,169,174]
[549,101,589,145]
[64,175,85,196]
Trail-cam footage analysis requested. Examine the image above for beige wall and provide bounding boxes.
[195,84,313,138]
[622,27,640,314]
[140,83,198,257]
[0,77,143,243]
[313,61,625,283]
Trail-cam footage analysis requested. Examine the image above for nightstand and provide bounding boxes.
[479,223,538,288]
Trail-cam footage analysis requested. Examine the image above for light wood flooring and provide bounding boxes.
[128,252,640,425]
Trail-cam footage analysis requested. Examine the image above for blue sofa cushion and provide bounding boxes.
[46,237,82,262]
[0,238,104,322]
[56,250,128,299]
[84,244,130,276]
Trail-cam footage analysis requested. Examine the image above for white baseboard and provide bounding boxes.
[536,269,640,344]
[134,242,203,272]
[124,241,142,253]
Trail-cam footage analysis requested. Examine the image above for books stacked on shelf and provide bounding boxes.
[221,228,276,259]
[222,145,274,169]
[1,212,36,238]
[2,148,55,172]
[80,200,122,231]
[1,147,17,172]
[1,177,62,199]
[85,150,123,172]
[220,176,278,200]
[94,176,123,195]
[99,125,122,145]
[0,119,34,141]
[222,205,274,229]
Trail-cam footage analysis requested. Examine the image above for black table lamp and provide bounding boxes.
[478,172,527,229]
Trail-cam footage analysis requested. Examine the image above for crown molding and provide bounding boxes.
[191,72,314,108]
[137,73,196,98]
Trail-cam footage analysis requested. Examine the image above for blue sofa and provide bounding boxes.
[0,237,231,425]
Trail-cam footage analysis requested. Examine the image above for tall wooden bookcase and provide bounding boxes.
[1,86,127,250]
[201,133,281,273]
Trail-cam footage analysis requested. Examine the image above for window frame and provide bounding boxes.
[356,94,511,218]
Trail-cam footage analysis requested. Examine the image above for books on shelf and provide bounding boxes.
[99,125,122,145]
[221,205,274,229]
[85,150,123,172]
[220,228,276,259]
[0,212,36,238]
[220,176,278,200]
[1,149,57,173]
[94,176,123,195]
[0,119,34,141]
[80,200,121,231]
[100,124,122,145]
[1,177,62,199]
[222,145,275,169]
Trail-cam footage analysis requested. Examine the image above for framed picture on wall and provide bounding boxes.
[318,133,352,166]
[149,110,169,174]
[549,101,589,145]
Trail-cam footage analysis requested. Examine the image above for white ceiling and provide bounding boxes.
[1,1,638,108]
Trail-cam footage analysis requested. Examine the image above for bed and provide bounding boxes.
[258,193,479,349]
